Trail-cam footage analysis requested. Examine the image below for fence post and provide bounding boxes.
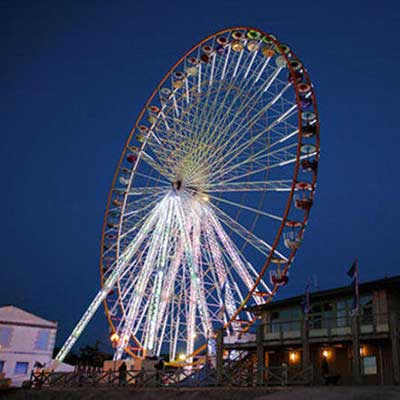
[216,327,224,385]
[256,324,265,385]
[389,311,400,385]
[351,313,361,384]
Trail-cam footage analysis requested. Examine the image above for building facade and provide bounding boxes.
[222,276,400,385]
[0,306,57,386]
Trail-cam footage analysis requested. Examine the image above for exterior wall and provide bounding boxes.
[372,289,388,324]
[257,282,400,385]
[0,323,56,386]
[387,288,400,312]
[380,341,395,384]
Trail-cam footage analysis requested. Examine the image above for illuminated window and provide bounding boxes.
[362,356,377,375]
[14,362,29,375]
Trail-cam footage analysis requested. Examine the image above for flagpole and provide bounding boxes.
[355,257,360,313]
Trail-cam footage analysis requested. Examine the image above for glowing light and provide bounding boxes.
[179,354,186,361]
[289,351,297,362]
[110,333,119,343]
[201,194,210,202]
[322,349,331,359]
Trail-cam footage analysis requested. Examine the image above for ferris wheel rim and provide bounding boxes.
[99,26,320,357]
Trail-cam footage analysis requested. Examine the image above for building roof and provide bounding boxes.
[246,275,400,313]
[0,305,57,329]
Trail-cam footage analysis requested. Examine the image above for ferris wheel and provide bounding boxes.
[55,26,319,365]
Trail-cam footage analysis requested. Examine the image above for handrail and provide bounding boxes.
[260,312,390,337]
[30,363,314,388]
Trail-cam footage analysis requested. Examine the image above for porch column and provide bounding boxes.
[256,324,265,385]
[351,313,361,384]
[389,311,400,385]
[302,317,310,369]
[216,327,224,385]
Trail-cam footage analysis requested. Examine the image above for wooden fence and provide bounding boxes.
[30,364,313,389]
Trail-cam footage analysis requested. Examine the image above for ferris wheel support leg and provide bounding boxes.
[53,281,116,365]
[52,203,161,367]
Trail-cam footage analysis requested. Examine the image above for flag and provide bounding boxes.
[347,260,357,278]
[347,259,359,313]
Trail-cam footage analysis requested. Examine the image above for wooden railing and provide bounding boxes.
[30,363,313,388]
[262,312,390,341]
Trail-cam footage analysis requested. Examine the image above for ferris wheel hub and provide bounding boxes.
[172,180,183,191]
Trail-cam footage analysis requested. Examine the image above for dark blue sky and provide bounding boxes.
[1,0,399,350]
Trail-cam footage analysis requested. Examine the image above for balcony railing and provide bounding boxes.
[262,312,389,342]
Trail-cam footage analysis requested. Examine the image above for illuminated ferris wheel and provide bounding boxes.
[55,26,320,365]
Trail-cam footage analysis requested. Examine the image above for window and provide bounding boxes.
[360,294,373,324]
[0,327,12,347]
[362,356,377,375]
[0,361,4,373]
[336,298,352,327]
[270,307,301,333]
[271,311,280,320]
[14,362,29,375]
[35,330,50,351]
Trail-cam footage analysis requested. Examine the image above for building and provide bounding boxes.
[0,306,57,386]
[224,276,400,385]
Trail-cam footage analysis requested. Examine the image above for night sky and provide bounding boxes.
[1,0,399,351]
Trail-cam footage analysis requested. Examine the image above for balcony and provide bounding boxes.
[262,312,389,345]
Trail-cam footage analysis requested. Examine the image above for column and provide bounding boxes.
[351,313,361,384]
[389,311,400,385]
[216,327,224,385]
[302,317,310,370]
[256,324,265,385]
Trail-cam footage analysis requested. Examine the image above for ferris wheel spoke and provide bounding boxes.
[132,295,152,338]
[175,197,213,357]
[209,202,287,261]
[190,53,224,141]
[207,210,263,305]
[132,171,170,186]
[203,118,299,185]
[205,142,298,185]
[189,104,292,184]
[197,62,287,155]
[145,196,176,353]
[110,274,140,318]
[154,242,184,351]
[123,195,164,219]
[127,186,170,197]
[203,179,293,193]
[191,84,294,182]
[216,150,317,187]
[255,56,272,82]
[203,219,239,321]
[195,190,283,222]
[192,209,214,340]
[191,46,253,133]
[189,47,265,160]
[138,151,174,181]
[114,196,172,359]
[120,192,171,238]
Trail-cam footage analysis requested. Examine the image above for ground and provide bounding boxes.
[1,386,400,400]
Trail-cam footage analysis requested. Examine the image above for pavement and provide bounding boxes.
[1,386,400,400]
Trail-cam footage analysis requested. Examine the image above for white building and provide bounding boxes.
[0,306,57,386]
